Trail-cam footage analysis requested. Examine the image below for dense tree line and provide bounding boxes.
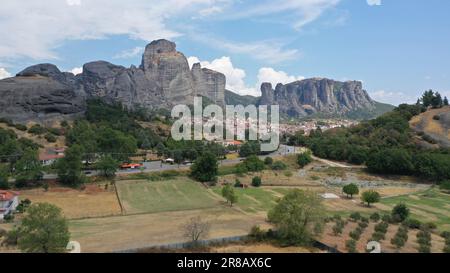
[288,93,450,183]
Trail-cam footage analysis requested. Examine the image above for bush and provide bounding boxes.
[370,212,381,222]
[234,179,242,188]
[2,229,19,246]
[345,239,357,253]
[382,214,392,223]
[374,222,389,234]
[439,181,450,192]
[360,217,369,223]
[440,231,450,239]
[14,124,27,131]
[371,231,386,241]
[264,157,273,165]
[248,225,266,241]
[251,176,262,187]
[44,133,57,143]
[433,115,441,121]
[243,155,265,172]
[418,245,431,253]
[297,151,313,168]
[349,230,361,241]
[391,203,410,223]
[391,236,406,249]
[349,212,361,222]
[3,213,14,222]
[28,124,46,135]
[358,222,368,229]
[403,218,422,229]
[271,161,287,170]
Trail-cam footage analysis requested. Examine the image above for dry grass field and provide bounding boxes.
[210,243,321,253]
[69,207,269,252]
[410,106,450,147]
[19,183,122,219]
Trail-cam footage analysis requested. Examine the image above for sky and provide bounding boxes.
[0,0,449,105]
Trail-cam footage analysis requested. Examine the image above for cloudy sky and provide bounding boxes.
[0,0,449,105]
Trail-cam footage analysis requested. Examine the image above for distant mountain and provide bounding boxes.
[0,39,226,123]
[225,79,394,120]
[0,39,393,124]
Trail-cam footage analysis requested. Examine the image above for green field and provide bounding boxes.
[380,188,450,231]
[116,179,220,214]
[212,186,288,213]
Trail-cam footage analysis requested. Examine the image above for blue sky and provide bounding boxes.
[0,0,449,105]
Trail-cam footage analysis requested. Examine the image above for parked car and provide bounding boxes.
[120,163,143,169]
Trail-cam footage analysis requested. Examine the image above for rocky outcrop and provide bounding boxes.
[0,39,226,123]
[0,67,86,123]
[259,78,376,117]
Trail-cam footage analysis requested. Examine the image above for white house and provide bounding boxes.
[0,190,19,220]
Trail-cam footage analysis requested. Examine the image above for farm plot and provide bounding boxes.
[19,184,122,219]
[116,179,220,214]
[380,189,450,231]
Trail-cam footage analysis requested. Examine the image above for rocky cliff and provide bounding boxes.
[259,78,377,118]
[0,39,226,123]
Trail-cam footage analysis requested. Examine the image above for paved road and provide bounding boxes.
[41,145,300,180]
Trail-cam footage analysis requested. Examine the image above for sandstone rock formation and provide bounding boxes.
[0,39,226,123]
[259,78,376,117]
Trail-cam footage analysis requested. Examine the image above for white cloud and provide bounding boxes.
[257,67,305,89]
[188,56,306,97]
[188,56,257,96]
[226,0,341,30]
[69,67,83,75]
[0,68,12,80]
[367,0,381,6]
[0,0,227,60]
[113,47,144,59]
[370,90,416,106]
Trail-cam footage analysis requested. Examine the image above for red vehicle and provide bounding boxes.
[120,163,143,169]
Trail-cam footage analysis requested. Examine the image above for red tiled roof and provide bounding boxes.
[0,190,19,201]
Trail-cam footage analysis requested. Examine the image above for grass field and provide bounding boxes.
[19,184,122,219]
[116,179,220,214]
[212,186,288,213]
[380,188,450,231]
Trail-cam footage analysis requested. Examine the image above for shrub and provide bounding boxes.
[374,222,389,234]
[349,230,361,241]
[234,179,242,188]
[249,225,266,241]
[251,176,262,187]
[440,180,450,192]
[2,229,19,246]
[264,157,273,165]
[382,214,392,223]
[440,231,450,239]
[297,151,313,168]
[391,203,410,223]
[433,115,441,120]
[345,239,358,253]
[358,222,368,229]
[349,212,361,222]
[28,124,46,135]
[403,218,422,229]
[360,217,369,223]
[391,236,406,249]
[44,133,57,143]
[418,245,431,253]
[370,212,381,222]
[271,161,287,170]
[243,155,265,172]
[371,231,386,241]
[14,124,27,131]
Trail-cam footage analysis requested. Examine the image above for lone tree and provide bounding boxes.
[342,183,359,199]
[17,203,70,253]
[222,184,238,207]
[297,151,313,168]
[181,216,211,247]
[95,155,118,178]
[190,152,218,182]
[14,148,43,187]
[361,190,381,207]
[391,203,410,223]
[268,189,325,245]
[56,144,86,187]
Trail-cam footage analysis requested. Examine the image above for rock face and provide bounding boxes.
[0,64,86,123]
[259,78,375,117]
[0,39,226,123]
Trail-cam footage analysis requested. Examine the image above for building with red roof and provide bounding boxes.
[0,190,19,220]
